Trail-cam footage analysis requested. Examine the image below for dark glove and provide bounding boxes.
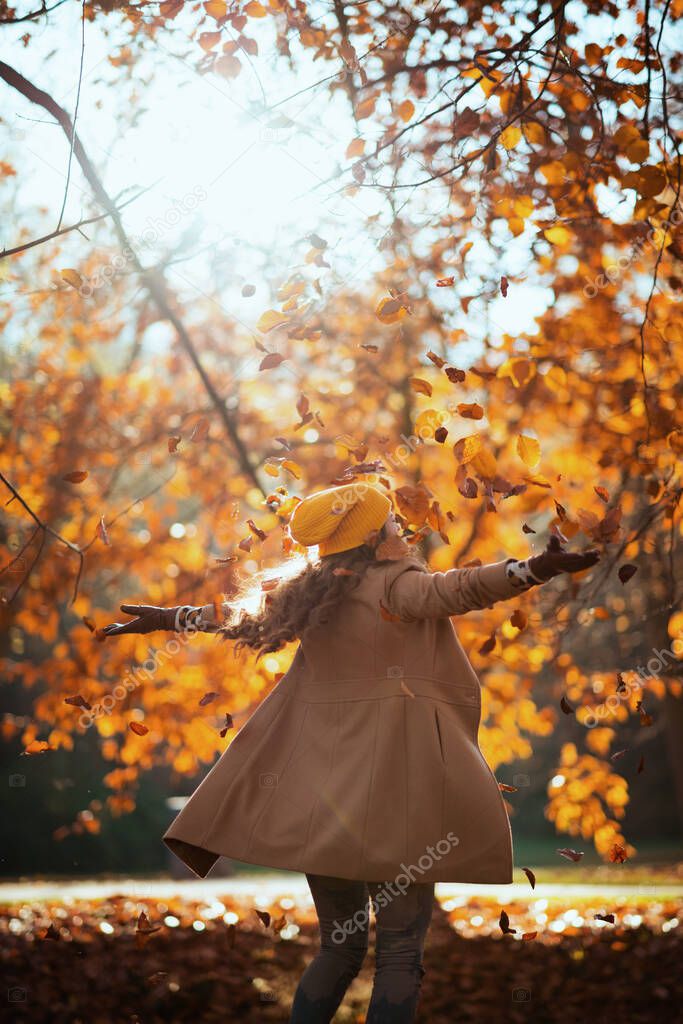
[528,535,600,582]
[101,604,190,636]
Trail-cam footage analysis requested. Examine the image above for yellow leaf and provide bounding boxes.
[409,377,432,397]
[470,445,497,480]
[375,295,409,325]
[281,460,302,479]
[396,99,415,122]
[414,409,445,439]
[453,434,482,464]
[204,0,227,18]
[256,309,290,333]
[346,138,365,159]
[60,268,83,289]
[543,225,572,245]
[500,125,522,150]
[245,0,267,15]
[517,434,541,469]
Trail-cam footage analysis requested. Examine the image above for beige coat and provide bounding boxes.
[164,555,529,883]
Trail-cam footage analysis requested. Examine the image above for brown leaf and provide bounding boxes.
[62,470,88,483]
[618,563,638,584]
[498,782,518,792]
[219,713,234,738]
[254,909,271,928]
[434,426,448,443]
[129,722,149,736]
[259,352,287,371]
[168,435,181,453]
[594,485,610,503]
[499,909,516,934]
[500,275,509,297]
[479,632,496,655]
[510,609,527,630]
[97,516,110,546]
[65,694,92,711]
[557,847,584,862]
[522,867,536,889]
[199,692,219,707]
[560,694,575,715]
[426,350,446,368]
[444,366,466,383]
[247,518,267,541]
[595,912,615,923]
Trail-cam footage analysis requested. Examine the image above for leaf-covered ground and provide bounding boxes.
[2,883,681,1023]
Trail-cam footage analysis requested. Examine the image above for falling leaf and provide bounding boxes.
[522,522,536,534]
[499,909,516,934]
[608,843,628,864]
[65,694,92,711]
[129,722,149,736]
[479,632,496,655]
[557,848,584,862]
[444,366,466,383]
[257,309,290,333]
[594,485,610,503]
[60,268,83,289]
[62,470,88,483]
[97,517,110,546]
[168,436,181,453]
[199,692,219,707]
[410,377,433,396]
[400,680,415,698]
[259,352,287,371]
[457,402,484,420]
[500,275,509,297]
[254,909,271,928]
[510,609,527,630]
[434,426,448,443]
[219,713,234,738]
[21,740,54,756]
[498,782,518,792]
[435,276,455,287]
[522,867,536,889]
[517,434,541,469]
[560,694,575,715]
[618,563,638,584]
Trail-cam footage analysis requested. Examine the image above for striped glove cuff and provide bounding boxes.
[504,558,546,590]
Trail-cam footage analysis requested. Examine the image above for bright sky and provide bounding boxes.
[1,1,648,349]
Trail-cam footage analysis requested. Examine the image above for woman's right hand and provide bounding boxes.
[101,604,181,637]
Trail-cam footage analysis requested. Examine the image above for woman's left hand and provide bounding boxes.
[528,535,601,582]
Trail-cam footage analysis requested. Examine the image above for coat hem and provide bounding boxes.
[163,833,514,884]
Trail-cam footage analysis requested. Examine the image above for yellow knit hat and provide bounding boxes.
[289,482,392,557]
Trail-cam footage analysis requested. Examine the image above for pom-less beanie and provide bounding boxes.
[288,482,392,557]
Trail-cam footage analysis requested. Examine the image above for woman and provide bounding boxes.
[103,482,599,1023]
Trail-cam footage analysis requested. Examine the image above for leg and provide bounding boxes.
[290,873,370,1024]
[366,879,435,1024]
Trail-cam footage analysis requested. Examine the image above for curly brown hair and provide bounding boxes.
[218,524,424,660]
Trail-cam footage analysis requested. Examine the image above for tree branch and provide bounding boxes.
[0,59,267,500]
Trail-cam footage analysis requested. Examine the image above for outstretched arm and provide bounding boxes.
[102,601,230,637]
[386,536,600,621]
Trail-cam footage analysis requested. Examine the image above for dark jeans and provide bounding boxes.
[290,872,435,1024]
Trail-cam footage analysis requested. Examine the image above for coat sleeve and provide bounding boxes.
[180,602,230,633]
[384,556,542,621]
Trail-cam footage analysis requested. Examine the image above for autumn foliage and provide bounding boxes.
[1,0,682,864]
